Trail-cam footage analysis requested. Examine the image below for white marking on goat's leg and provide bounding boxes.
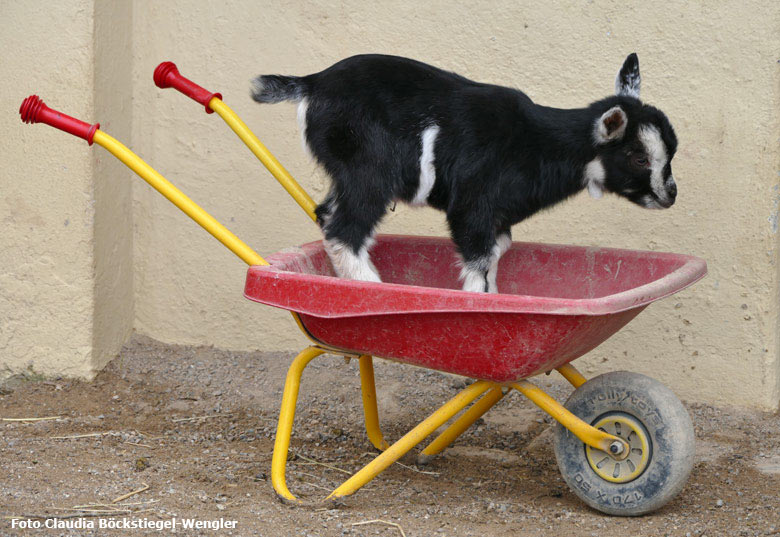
[486,233,512,294]
[460,233,511,293]
[411,125,440,206]
[323,236,381,283]
[460,262,489,293]
[583,157,606,199]
[297,97,313,159]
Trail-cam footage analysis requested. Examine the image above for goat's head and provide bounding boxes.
[586,53,678,209]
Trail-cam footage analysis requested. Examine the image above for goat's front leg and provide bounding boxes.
[460,233,510,293]
[449,212,507,293]
[486,230,512,293]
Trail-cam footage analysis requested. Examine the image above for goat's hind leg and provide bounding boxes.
[318,189,383,283]
[323,236,381,282]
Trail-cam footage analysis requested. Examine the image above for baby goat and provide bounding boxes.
[251,53,678,292]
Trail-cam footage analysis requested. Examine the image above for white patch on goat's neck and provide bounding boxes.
[638,124,668,198]
[411,125,440,206]
[324,236,381,283]
[583,157,606,199]
[297,97,313,159]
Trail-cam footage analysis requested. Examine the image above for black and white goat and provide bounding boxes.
[251,53,678,292]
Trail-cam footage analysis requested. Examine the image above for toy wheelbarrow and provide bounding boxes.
[20,62,707,516]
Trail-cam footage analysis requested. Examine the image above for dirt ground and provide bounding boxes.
[2,335,779,536]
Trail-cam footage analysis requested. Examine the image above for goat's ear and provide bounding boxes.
[594,106,628,144]
[615,53,641,98]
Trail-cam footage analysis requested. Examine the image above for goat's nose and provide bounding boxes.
[668,181,677,200]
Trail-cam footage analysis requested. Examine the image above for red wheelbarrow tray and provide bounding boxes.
[245,235,706,383]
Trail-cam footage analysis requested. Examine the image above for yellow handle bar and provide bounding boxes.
[207,98,318,222]
[92,130,268,267]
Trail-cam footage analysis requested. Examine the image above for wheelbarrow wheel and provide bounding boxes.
[553,371,695,516]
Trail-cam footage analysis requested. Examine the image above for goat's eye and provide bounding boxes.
[631,155,649,168]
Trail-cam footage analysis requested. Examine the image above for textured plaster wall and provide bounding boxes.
[131,0,780,408]
[1,1,134,379]
[1,1,96,378]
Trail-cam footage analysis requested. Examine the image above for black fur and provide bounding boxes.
[616,52,641,97]
[251,54,678,289]
[252,75,306,103]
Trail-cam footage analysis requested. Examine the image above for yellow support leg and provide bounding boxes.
[359,356,390,451]
[556,363,587,388]
[271,346,326,503]
[510,380,629,458]
[327,381,492,500]
[417,386,505,464]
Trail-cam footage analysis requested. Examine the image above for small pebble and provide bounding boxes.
[716,499,724,507]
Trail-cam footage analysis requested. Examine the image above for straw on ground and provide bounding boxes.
[50,432,114,440]
[296,453,351,475]
[171,413,233,423]
[2,416,61,422]
[112,483,150,504]
[351,519,407,537]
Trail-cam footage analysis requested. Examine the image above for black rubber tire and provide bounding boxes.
[553,371,695,516]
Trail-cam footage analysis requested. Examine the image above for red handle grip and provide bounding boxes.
[153,61,222,114]
[19,95,100,145]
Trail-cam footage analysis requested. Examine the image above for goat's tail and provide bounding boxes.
[251,74,307,103]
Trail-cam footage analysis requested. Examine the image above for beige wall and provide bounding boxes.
[2,1,95,378]
[93,0,136,375]
[1,1,134,380]
[4,1,780,408]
